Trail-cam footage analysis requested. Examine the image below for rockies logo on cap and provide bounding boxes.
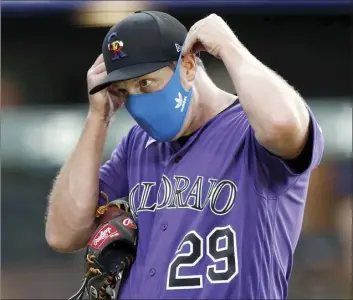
[107,32,128,61]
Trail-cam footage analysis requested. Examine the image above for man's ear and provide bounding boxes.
[181,53,197,82]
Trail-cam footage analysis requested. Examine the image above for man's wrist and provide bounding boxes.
[220,37,263,84]
[220,36,257,66]
[87,110,111,128]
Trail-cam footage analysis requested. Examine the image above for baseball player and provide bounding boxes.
[45,11,324,299]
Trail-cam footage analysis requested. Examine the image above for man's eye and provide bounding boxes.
[139,79,152,89]
[118,89,128,97]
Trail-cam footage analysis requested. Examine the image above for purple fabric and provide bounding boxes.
[98,102,324,299]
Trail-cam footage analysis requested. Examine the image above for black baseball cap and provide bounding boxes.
[89,11,188,95]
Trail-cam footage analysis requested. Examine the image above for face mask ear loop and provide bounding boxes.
[174,51,183,76]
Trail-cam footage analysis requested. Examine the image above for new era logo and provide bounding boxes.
[175,43,182,53]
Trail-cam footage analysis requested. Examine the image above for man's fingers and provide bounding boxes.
[94,70,107,81]
[182,23,196,55]
[182,32,198,55]
[91,53,104,69]
[88,61,106,77]
[88,71,107,90]
[93,62,106,75]
[182,20,203,55]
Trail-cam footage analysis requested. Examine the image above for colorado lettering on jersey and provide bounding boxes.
[128,175,238,219]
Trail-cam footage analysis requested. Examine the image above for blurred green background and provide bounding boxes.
[1,1,352,299]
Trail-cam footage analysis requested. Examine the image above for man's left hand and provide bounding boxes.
[182,14,237,59]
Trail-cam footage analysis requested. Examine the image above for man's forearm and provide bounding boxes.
[45,112,108,251]
[220,39,310,159]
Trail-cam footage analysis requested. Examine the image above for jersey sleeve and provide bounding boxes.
[98,133,130,206]
[249,104,324,197]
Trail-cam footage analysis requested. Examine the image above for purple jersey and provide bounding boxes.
[98,101,324,299]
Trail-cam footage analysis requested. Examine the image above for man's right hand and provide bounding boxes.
[87,54,122,124]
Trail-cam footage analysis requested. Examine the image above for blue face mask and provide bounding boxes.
[125,54,193,142]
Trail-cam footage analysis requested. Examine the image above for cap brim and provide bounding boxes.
[89,61,172,95]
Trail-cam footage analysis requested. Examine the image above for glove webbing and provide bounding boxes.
[69,253,134,300]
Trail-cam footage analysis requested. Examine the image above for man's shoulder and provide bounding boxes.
[209,98,249,135]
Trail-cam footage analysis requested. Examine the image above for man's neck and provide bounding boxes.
[186,72,235,135]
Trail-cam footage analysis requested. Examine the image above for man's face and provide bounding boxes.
[109,54,197,138]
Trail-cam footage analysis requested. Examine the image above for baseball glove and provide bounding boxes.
[69,196,138,300]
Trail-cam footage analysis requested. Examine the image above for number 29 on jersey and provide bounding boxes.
[167,225,238,290]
